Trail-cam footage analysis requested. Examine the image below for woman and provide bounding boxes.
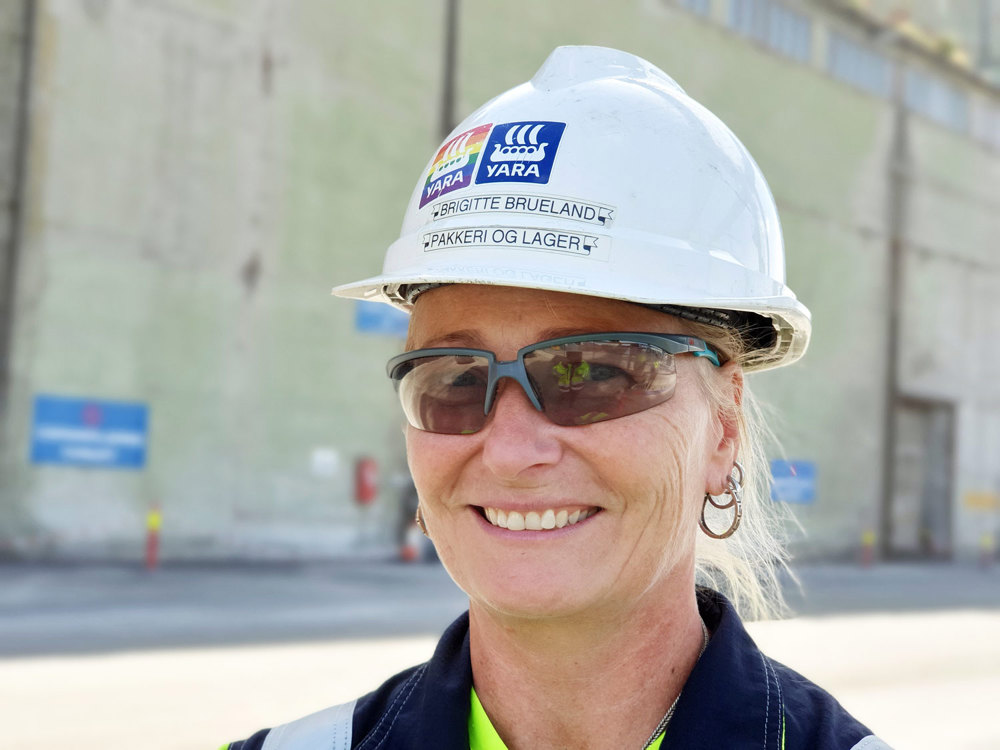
[226,46,889,749]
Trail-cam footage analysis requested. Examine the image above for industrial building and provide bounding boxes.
[0,0,997,562]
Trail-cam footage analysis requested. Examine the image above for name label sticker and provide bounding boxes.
[419,123,492,208]
[421,226,608,260]
[430,193,615,226]
[475,122,566,185]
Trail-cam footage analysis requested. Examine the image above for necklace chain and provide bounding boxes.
[639,619,711,750]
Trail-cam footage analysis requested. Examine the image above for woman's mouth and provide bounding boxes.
[478,506,601,531]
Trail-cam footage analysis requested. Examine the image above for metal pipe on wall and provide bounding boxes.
[439,0,459,140]
[0,0,37,429]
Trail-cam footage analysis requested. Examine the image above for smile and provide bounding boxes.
[480,506,600,531]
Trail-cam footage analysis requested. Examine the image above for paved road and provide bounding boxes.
[2,558,998,657]
[2,560,999,749]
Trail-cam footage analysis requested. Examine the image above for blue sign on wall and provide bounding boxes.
[30,394,149,469]
[770,460,817,504]
[355,300,409,338]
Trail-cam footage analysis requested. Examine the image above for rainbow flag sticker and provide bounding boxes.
[420,123,492,208]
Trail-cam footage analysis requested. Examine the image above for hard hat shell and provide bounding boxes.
[333,45,811,370]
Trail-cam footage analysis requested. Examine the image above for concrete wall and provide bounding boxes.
[0,0,441,558]
[0,0,997,561]
[900,108,1000,557]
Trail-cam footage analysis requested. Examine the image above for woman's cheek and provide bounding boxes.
[406,429,461,502]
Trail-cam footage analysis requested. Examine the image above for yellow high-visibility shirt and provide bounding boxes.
[469,687,664,749]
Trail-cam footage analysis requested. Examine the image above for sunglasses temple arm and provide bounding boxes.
[692,349,722,367]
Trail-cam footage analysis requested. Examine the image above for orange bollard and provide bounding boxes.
[859,529,876,568]
[400,522,422,562]
[145,505,162,570]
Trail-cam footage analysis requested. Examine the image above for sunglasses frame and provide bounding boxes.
[386,332,722,430]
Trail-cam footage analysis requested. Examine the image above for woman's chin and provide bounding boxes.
[456,564,615,621]
[472,587,594,622]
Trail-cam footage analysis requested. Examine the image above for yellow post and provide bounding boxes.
[980,532,995,569]
[145,505,162,570]
[860,529,876,568]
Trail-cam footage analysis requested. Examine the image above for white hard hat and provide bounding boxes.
[333,45,811,370]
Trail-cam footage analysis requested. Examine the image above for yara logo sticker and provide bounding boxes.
[420,124,492,208]
[492,124,549,163]
[476,121,566,185]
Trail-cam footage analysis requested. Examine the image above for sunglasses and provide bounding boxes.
[386,333,721,435]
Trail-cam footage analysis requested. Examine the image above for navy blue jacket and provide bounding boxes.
[227,589,889,749]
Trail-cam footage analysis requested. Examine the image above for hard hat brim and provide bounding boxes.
[333,270,810,372]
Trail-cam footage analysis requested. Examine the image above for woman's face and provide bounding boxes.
[405,284,738,620]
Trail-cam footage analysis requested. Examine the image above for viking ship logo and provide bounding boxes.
[431,132,475,179]
[420,123,492,208]
[476,121,566,185]
[491,124,549,163]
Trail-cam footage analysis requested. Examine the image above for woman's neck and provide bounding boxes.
[468,576,705,750]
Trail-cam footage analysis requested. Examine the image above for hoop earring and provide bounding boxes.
[414,506,429,538]
[700,461,744,539]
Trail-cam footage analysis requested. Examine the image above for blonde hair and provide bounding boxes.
[686,321,796,622]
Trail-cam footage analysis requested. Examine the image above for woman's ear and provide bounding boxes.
[706,362,743,495]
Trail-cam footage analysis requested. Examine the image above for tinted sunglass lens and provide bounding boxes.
[393,355,491,434]
[523,341,676,426]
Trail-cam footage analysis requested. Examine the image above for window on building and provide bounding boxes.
[729,0,812,63]
[970,99,1000,151]
[826,31,891,98]
[679,0,711,16]
[730,0,761,38]
[769,3,811,62]
[905,69,969,133]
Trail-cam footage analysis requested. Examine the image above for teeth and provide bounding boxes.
[482,506,597,532]
[541,509,556,529]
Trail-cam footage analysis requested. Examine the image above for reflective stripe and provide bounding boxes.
[261,699,356,750]
[850,736,893,750]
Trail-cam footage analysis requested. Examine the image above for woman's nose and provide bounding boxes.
[479,379,563,480]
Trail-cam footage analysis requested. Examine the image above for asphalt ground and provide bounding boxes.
[1,558,999,657]
[2,560,999,749]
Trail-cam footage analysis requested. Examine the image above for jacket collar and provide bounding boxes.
[356,612,473,750]
[665,589,785,748]
[362,590,781,750]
